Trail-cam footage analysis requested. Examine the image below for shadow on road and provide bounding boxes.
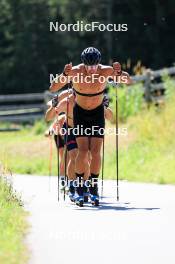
[72,201,160,211]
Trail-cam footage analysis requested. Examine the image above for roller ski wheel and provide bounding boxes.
[90,195,99,206]
[75,179,84,207]
[69,194,75,202]
[75,196,84,207]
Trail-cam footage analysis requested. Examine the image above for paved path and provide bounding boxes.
[13,174,175,264]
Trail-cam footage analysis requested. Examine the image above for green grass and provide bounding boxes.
[0,129,56,175]
[106,94,175,184]
[108,82,145,122]
[0,170,28,264]
[103,76,175,184]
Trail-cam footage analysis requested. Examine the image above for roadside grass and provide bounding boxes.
[116,95,175,184]
[0,129,56,175]
[104,76,175,184]
[0,166,28,264]
[0,121,133,177]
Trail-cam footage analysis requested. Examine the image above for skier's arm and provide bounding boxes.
[49,74,68,92]
[49,63,73,92]
[45,106,56,122]
[47,90,72,107]
[52,115,66,135]
[45,94,59,121]
[104,107,113,121]
[54,98,67,116]
[45,97,67,122]
[119,71,132,85]
[104,63,132,85]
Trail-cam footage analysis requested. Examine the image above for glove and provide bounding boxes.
[52,95,59,107]
[103,94,110,108]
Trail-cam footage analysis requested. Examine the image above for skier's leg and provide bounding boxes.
[74,137,89,206]
[67,148,77,201]
[89,137,103,206]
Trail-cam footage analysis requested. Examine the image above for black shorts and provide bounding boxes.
[73,103,105,138]
[54,134,64,149]
[62,122,77,151]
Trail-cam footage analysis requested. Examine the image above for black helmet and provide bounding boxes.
[81,47,101,65]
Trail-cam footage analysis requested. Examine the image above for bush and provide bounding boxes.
[108,82,144,122]
[108,75,175,123]
[31,119,47,135]
[162,74,175,101]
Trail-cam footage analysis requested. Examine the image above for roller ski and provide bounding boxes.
[90,194,99,206]
[89,176,99,206]
[75,195,84,207]
[68,192,75,202]
[75,182,84,207]
[68,181,75,202]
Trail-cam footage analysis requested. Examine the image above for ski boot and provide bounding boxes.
[83,184,89,203]
[74,184,84,207]
[89,175,99,206]
[74,174,84,207]
[90,194,99,206]
[75,195,84,207]
[68,182,75,202]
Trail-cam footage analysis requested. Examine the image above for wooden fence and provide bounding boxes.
[132,66,175,104]
[0,93,45,123]
[0,66,175,123]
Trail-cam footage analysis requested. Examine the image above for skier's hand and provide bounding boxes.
[103,94,110,108]
[51,94,59,107]
[63,62,72,76]
[113,62,122,76]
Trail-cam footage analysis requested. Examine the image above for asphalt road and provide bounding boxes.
[13,174,175,264]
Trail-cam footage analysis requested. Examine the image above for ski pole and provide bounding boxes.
[57,133,60,201]
[64,84,70,200]
[48,135,53,192]
[116,87,119,201]
[101,135,105,200]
